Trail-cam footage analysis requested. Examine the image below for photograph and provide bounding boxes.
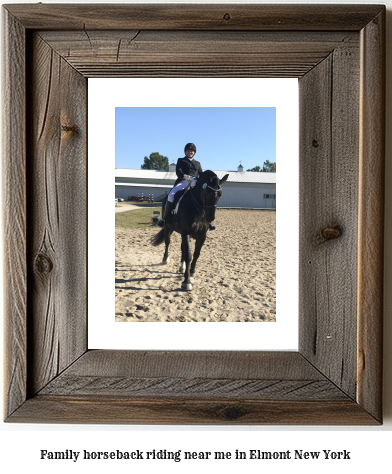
[114,107,277,322]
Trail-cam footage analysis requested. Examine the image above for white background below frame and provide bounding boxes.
[88,78,299,351]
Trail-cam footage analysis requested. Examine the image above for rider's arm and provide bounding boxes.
[176,159,185,180]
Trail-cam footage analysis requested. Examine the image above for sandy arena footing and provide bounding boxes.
[115,209,276,322]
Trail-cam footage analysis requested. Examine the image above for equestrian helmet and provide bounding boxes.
[184,143,196,154]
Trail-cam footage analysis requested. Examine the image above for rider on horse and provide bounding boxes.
[157,143,216,230]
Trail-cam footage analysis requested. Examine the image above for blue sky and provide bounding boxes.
[115,107,276,171]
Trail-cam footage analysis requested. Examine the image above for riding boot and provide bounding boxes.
[209,223,216,231]
[157,201,174,227]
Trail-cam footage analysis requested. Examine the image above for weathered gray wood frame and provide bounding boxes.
[3,4,385,424]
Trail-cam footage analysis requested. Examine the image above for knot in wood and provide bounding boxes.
[34,252,53,274]
[315,225,342,244]
[312,139,319,148]
[223,13,231,21]
[223,405,244,420]
[61,124,77,134]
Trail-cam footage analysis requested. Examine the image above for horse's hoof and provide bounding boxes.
[162,257,170,264]
[181,282,193,291]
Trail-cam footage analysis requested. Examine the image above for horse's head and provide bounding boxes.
[196,171,229,222]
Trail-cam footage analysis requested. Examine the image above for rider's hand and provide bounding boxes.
[183,174,191,181]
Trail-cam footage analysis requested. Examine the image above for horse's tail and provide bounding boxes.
[151,228,165,246]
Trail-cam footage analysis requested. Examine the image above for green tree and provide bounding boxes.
[141,152,169,171]
[247,165,261,172]
[262,160,276,172]
[247,160,276,172]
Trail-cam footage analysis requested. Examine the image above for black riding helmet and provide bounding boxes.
[184,143,196,154]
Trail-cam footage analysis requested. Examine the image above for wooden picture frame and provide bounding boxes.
[3,4,385,424]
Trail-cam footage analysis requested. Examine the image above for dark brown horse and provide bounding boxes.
[151,170,229,290]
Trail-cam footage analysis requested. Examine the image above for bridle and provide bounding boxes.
[190,181,222,213]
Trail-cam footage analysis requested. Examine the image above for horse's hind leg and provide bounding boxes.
[162,226,172,264]
[181,234,192,291]
[190,234,206,278]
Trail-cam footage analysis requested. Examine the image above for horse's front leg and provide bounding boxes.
[181,234,192,291]
[190,233,206,278]
[178,241,186,273]
[162,225,172,264]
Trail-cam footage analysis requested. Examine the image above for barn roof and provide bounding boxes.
[115,182,172,188]
[115,168,276,184]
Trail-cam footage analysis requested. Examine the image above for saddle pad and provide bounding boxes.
[172,186,190,214]
[172,194,184,214]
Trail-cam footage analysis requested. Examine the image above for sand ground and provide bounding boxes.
[115,209,276,322]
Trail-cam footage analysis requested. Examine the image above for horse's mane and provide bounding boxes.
[199,169,217,181]
[194,170,219,189]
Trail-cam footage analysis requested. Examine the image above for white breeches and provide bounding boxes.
[168,177,197,202]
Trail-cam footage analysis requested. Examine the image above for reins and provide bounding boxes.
[190,181,222,213]
[189,187,204,213]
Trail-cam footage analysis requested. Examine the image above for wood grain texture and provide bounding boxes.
[39,352,347,400]
[56,351,329,379]
[7,351,377,424]
[38,30,358,78]
[4,4,384,31]
[299,42,360,399]
[357,9,385,422]
[9,396,378,425]
[27,33,87,395]
[39,377,347,401]
[2,9,27,419]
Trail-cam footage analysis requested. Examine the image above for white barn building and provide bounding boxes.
[115,165,276,209]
